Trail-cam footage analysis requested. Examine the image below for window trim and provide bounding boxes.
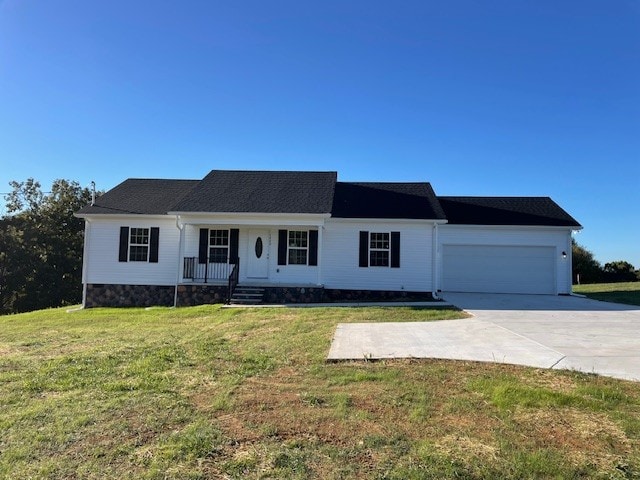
[129,227,150,262]
[208,228,230,264]
[368,231,391,267]
[287,230,309,266]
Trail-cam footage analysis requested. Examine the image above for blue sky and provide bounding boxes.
[1,0,638,267]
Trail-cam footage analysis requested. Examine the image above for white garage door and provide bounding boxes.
[442,245,556,294]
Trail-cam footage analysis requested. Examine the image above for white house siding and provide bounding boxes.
[322,220,434,292]
[84,217,180,285]
[437,226,573,294]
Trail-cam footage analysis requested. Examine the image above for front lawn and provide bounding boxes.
[573,281,640,306]
[1,305,639,479]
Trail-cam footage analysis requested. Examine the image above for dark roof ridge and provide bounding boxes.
[341,180,431,184]
[440,195,552,199]
[207,169,337,174]
[120,177,198,182]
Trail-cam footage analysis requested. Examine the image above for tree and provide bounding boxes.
[571,239,604,284]
[603,260,637,283]
[1,179,93,314]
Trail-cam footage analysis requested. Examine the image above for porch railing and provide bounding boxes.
[227,258,240,304]
[182,257,235,283]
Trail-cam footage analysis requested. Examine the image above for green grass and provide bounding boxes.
[1,305,639,479]
[573,281,640,306]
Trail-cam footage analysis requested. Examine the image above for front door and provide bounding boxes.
[247,229,269,278]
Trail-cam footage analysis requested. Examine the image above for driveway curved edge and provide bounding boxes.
[327,293,640,382]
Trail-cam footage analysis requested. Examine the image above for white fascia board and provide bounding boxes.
[441,224,578,231]
[174,212,330,227]
[327,217,447,225]
[74,213,174,221]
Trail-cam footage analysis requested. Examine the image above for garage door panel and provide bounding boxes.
[442,245,556,294]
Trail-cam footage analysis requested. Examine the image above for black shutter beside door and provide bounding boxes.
[278,230,288,265]
[198,228,208,264]
[229,228,239,264]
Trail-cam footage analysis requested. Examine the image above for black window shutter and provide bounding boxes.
[198,228,208,264]
[229,228,239,264]
[391,231,400,268]
[149,227,160,263]
[359,231,369,267]
[308,230,318,266]
[119,226,129,262]
[278,229,288,265]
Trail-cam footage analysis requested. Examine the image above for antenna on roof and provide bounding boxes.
[90,181,96,206]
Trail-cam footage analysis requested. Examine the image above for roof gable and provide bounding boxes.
[331,182,446,220]
[438,196,582,227]
[170,170,337,214]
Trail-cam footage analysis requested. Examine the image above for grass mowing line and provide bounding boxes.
[573,281,640,306]
[1,305,639,479]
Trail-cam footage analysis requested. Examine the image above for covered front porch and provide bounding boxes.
[175,214,327,302]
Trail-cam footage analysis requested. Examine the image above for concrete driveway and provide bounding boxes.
[327,293,640,381]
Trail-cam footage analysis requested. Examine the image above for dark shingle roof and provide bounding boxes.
[438,196,582,227]
[76,179,199,215]
[331,182,447,220]
[170,170,337,214]
[75,170,581,228]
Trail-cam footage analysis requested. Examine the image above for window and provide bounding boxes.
[369,232,390,267]
[278,229,318,266]
[129,228,150,261]
[288,230,308,265]
[359,231,399,268]
[209,229,229,263]
[119,226,159,263]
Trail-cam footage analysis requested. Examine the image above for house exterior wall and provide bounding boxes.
[83,216,180,286]
[437,225,573,294]
[321,219,434,292]
[80,215,574,305]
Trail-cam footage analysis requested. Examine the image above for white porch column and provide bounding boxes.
[174,216,185,307]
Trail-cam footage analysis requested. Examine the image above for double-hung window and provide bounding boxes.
[288,230,308,265]
[129,228,150,261]
[209,229,229,263]
[369,232,390,267]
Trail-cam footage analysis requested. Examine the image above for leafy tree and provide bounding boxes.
[571,239,604,284]
[1,179,93,314]
[603,260,637,283]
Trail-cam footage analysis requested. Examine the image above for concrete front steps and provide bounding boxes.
[229,286,265,305]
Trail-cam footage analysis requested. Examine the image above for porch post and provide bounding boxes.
[316,224,323,286]
[174,217,185,307]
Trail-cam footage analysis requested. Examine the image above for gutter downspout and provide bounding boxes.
[81,218,91,308]
[174,215,184,308]
[431,223,440,300]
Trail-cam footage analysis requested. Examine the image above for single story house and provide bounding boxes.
[75,169,582,307]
